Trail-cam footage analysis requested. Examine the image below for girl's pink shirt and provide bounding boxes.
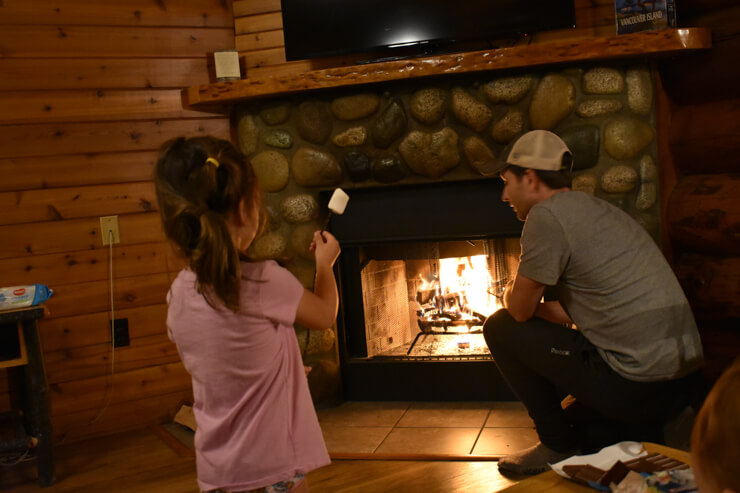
[166,260,330,492]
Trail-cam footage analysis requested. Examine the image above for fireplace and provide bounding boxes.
[324,179,523,400]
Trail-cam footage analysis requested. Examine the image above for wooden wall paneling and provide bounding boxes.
[654,70,679,260]
[671,0,739,22]
[658,6,740,105]
[667,173,740,256]
[52,390,193,444]
[0,0,234,441]
[43,273,171,319]
[234,12,282,34]
[45,333,181,384]
[49,361,191,416]
[0,59,214,91]
[0,152,159,192]
[0,213,164,260]
[695,322,740,384]
[0,90,211,125]
[668,98,740,174]
[232,0,281,17]
[243,47,287,71]
[0,26,235,58]
[235,29,285,53]
[0,0,233,27]
[40,304,169,353]
[0,182,157,225]
[0,242,170,290]
[0,119,230,159]
[674,253,740,321]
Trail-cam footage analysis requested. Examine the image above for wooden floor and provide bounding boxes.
[0,427,523,492]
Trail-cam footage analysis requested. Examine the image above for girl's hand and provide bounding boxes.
[310,231,341,268]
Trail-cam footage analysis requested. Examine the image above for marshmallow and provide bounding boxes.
[327,188,350,214]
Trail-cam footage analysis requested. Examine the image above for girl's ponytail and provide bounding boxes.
[191,209,240,311]
[154,136,259,312]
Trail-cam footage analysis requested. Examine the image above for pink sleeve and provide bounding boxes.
[259,261,305,327]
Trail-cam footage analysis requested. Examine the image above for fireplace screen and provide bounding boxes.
[359,238,520,359]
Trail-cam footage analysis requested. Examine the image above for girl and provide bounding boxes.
[154,136,339,493]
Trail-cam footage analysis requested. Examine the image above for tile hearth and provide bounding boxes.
[318,401,537,459]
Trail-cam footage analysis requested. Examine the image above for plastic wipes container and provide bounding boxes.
[0,285,53,312]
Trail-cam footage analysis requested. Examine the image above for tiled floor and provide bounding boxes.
[317,400,538,459]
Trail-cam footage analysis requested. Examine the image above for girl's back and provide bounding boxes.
[167,260,329,491]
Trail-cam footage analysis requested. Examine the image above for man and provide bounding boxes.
[483,130,704,475]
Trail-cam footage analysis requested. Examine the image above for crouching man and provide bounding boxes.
[482,130,704,475]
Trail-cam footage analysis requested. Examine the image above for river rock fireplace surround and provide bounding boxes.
[232,57,668,403]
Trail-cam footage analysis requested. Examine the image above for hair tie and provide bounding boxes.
[205,157,220,168]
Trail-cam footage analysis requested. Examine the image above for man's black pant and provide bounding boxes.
[483,309,697,452]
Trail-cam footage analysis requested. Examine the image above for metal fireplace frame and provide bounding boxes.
[324,178,523,401]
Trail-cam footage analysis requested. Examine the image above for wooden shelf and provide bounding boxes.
[184,28,711,109]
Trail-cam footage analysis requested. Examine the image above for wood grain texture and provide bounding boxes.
[49,361,191,416]
[39,304,169,353]
[45,333,182,384]
[0,182,157,225]
[0,26,235,58]
[232,0,281,17]
[667,173,740,256]
[0,152,159,192]
[0,213,164,260]
[669,98,740,174]
[675,253,740,320]
[0,0,233,26]
[0,90,207,124]
[186,29,711,107]
[0,58,213,90]
[0,242,169,288]
[0,0,232,442]
[0,119,229,159]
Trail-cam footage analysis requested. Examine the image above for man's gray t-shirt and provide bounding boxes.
[518,191,703,382]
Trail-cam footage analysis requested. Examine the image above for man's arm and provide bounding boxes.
[502,273,545,322]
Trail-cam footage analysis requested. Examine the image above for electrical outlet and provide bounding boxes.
[112,318,130,347]
[100,215,120,245]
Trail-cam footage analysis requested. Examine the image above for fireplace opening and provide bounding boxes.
[360,238,520,360]
[323,179,523,400]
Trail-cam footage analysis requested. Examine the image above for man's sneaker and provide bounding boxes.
[497,442,580,475]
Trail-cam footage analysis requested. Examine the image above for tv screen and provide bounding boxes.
[281,0,576,62]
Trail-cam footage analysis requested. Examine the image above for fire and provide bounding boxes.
[416,255,504,332]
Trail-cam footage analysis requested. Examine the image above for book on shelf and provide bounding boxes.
[615,0,677,34]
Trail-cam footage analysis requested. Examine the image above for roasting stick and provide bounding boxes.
[320,188,349,242]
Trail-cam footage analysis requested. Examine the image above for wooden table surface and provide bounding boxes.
[499,442,691,493]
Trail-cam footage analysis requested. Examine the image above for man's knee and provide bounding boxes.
[483,308,517,350]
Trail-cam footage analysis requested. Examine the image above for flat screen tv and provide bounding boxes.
[280,0,576,62]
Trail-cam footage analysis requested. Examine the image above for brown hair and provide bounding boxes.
[500,160,573,190]
[154,136,261,312]
[691,356,740,492]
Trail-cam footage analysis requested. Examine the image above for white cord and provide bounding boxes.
[88,230,115,424]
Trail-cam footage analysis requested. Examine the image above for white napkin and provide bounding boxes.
[550,441,648,479]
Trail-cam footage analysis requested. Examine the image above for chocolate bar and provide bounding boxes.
[562,453,689,488]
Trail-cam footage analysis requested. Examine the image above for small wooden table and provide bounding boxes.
[498,442,691,493]
[0,305,55,487]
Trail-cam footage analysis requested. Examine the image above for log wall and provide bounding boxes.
[657,0,740,383]
[0,0,234,443]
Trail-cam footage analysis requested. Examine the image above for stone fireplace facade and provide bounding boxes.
[235,62,660,405]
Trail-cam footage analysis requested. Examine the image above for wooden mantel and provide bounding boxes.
[184,28,710,109]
